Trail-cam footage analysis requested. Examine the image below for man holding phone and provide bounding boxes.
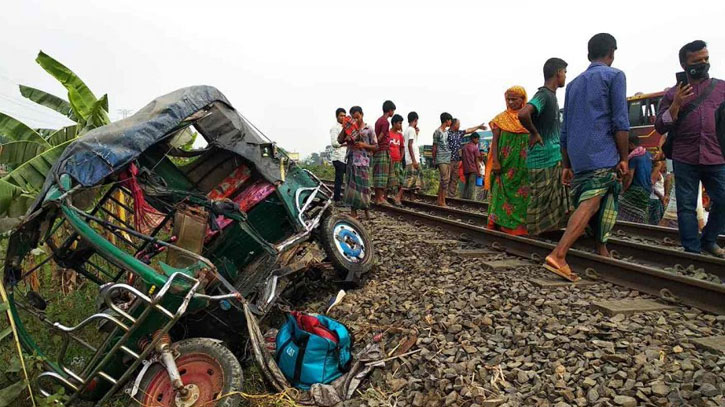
[655,40,725,257]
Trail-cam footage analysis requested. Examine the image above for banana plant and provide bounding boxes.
[0,51,111,223]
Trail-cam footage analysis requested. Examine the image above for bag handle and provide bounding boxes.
[334,321,354,373]
[293,335,310,385]
[275,337,293,364]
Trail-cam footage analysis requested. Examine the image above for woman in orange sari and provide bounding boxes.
[486,86,530,235]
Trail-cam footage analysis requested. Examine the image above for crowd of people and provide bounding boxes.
[328,33,725,281]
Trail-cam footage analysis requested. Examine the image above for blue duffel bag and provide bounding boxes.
[275,312,352,390]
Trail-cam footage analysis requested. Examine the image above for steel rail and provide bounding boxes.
[373,203,725,315]
[396,198,725,282]
[320,178,725,251]
[405,192,725,246]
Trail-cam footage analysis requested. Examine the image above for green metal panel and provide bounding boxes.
[205,193,294,283]
[248,195,295,242]
[205,223,264,282]
[275,166,318,229]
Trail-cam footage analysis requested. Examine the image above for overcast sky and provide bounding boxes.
[1,0,724,158]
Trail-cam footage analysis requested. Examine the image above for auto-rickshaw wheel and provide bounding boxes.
[134,338,242,407]
[318,211,374,286]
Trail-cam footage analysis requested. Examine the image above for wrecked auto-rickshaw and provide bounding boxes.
[2,86,374,406]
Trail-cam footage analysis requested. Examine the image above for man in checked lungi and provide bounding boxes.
[372,100,397,205]
[543,33,630,281]
[519,57,572,236]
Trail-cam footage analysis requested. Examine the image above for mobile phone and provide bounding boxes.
[676,71,688,86]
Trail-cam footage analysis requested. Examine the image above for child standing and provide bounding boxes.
[388,114,406,206]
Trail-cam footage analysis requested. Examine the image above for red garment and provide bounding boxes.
[375,115,390,151]
[389,131,404,162]
[462,142,482,175]
[207,164,251,200]
[292,311,339,343]
[120,163,164,232]
[486,217,528,236]
[206,180,276,240]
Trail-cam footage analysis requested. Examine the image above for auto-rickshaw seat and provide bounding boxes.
[178,148,249,194]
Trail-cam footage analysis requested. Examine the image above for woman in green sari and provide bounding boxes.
[487,86,530,235]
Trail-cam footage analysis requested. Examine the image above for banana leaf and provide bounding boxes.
[0,179,29,219]
[170,127,197,150]
[35,51,98,121]
[2,139,74,195]
[35,128,56,137]
[79,94,110,133]
[46,125,77,147]
[0,380,26,407]
[19,84,76,121]
[0,141,48,167]
[0,113,51,147]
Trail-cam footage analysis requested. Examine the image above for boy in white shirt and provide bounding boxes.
[403,112,422,192]
[329,108,348,204]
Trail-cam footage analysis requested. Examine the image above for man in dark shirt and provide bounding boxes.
[447,119,486,198]
[372,100,396,204]
[655,40,725,257]
[519,57,570,236]
[461,133,482,199]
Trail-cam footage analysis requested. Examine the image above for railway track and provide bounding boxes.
[319,179,725,314]
[320,179,725,247]
[400,198,725,282]
[405,192,725,247]
[370,203,725,315]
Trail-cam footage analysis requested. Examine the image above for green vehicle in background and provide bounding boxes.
[2,86,374,406]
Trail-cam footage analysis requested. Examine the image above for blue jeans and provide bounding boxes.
[673,161,725,252]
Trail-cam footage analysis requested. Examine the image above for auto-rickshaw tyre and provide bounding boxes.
[133,338,243,407]
[318,211,374,286]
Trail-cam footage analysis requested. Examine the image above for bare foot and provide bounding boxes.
[595,243,610,257]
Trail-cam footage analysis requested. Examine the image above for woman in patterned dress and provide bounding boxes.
[487,86,530,235]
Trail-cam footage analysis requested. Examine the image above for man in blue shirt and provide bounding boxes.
[544,33,630,281]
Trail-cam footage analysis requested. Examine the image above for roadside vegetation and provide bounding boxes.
[0,51,113,407]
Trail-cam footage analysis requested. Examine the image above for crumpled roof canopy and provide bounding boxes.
[31,85,282,215]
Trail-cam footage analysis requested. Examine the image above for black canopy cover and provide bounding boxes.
[30,85,282,215]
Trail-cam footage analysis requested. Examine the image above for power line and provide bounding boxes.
[0,109,66,127]
[0,111,67,129]
[0,93,70,119]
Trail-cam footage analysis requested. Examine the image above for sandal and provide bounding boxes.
[543,255,580,282]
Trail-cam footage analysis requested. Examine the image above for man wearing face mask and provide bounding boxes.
[655,40,725,257]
